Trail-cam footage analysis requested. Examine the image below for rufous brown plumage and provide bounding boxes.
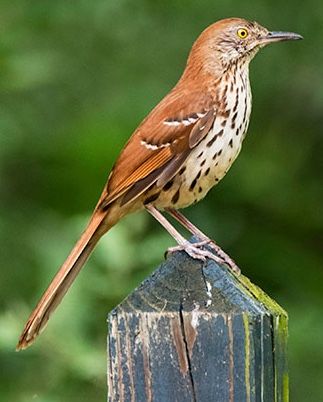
[17,18,302,350]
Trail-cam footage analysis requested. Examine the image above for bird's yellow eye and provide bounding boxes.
[237,28,248,39]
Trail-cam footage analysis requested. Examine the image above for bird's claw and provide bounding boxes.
[167,240,240,275]
[198,239,241,275]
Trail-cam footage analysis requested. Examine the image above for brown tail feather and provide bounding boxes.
[16,211,109,350]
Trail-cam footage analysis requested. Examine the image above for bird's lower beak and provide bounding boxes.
[260,31,303,44]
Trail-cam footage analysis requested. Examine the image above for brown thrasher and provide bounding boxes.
[17,18,302,350]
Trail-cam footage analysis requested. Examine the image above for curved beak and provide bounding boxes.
[260,31,303,44]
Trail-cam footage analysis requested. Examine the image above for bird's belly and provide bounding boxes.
[179,128,243,207]
[153,113,248,210]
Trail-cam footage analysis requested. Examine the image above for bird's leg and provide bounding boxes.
[165,208,240,274]
[145,205,227,266]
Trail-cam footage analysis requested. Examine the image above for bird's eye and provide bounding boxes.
[237,28,248,39]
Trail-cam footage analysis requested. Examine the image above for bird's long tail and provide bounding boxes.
[16,211,109,350]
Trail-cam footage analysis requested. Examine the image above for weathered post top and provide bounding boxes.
[108,249,288,402]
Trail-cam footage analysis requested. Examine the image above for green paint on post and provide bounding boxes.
[243,313,251,402]
[283,373,289,402]
[275,314,289,402]
[235,272,289,401]
[238,274,288,317]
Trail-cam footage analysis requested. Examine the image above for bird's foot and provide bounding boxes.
[167,240,223,263]
[200,239,240,275]
[167,240,240,275]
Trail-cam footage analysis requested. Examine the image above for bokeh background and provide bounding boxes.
[0,1,322,401]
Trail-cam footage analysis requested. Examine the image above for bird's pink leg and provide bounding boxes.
[166,208,240,274]
[145,205,235,269]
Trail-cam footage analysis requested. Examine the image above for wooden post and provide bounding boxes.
[107,248,288,402]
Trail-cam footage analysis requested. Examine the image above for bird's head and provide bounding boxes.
[185,18,302,77]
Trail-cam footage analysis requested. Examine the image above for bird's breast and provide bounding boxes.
[156,71,252,210]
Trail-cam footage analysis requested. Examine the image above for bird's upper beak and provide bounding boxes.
[259,31,303,45]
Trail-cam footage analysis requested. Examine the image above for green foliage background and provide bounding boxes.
[0,1,322,401]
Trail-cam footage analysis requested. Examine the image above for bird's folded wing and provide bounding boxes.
[100,87,216,208]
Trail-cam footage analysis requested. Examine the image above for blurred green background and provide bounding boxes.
[0,1,322,401]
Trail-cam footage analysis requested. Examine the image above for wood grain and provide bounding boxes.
[108,246,288,402]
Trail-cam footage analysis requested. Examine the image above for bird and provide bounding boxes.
[17,18,302,350]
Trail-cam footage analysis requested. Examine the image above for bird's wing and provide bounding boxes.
[100,87,216,209]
